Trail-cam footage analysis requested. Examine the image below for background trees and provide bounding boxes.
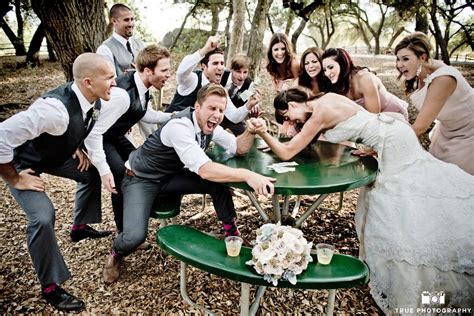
[1,0,472,79]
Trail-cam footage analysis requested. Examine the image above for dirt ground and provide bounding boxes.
[0,54,472,314]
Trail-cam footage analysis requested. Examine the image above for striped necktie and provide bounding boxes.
[200,132,207,150]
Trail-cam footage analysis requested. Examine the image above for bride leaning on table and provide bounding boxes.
[249,88,474,314]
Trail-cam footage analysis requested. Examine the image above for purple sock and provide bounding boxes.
[43,283,57,294]
[71,224,86,231]
[111,249,122,259]
[222,219,240,237]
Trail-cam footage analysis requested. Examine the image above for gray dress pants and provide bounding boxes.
[114,169,236,256]
[8,157,102,286]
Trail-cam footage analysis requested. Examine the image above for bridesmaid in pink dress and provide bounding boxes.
[322,48,409,121]
[395,32,474,175]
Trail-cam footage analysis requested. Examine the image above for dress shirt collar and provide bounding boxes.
[192,111,203,136]
[224,74,242,90]
[71,82,94,116]
[133,71,149,106]
[201,73,211,86]
[112,31,129,48]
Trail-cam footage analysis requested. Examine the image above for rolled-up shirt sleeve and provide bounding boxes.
[211,125,237,155]
[141,107,172,124]
[176,51,202,96]
[0,98,68,163]
[224,96,249,123]
[84,87,130,176]
[160,118,210,174]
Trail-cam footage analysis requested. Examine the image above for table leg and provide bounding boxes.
[326,289,336,316]
[244,190,270,222]
[240,283,251,316]
[294,194,329,227]
[272,195,281,223]
[282,196,290,218]
[319,192,344,212]
[180,262,216,315]
[249,286,267,316]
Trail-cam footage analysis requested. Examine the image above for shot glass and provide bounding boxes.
[225,236,243,257]
[316,243,336,265]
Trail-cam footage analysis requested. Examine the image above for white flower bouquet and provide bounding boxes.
[246,223,313,286]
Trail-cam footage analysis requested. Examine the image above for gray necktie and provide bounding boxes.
[228,83,238,98]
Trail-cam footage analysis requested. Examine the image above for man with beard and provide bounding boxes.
[102,84,275,284]
[165,35,260,125]
[85,44,173,236]
[0,53,115,312]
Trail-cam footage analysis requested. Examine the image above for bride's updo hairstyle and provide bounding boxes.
[274,88,322,124]
[394,32,432,94]
[274,88,309,124]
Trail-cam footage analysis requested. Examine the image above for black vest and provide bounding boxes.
[14,83,89,170]
[166,70,203,113]
[220,70,253,108]
[129,107,212,179]
[104,72,147,141]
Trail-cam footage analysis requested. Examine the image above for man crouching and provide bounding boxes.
[103,83,275,284]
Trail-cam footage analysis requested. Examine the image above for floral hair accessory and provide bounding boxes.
[246,223,313,286]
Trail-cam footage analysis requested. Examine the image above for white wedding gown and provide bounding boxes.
[324,110,474,313]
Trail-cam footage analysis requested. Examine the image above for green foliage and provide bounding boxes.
[161,28,213,53]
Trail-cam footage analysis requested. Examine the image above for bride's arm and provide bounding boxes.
[258,116,323,161]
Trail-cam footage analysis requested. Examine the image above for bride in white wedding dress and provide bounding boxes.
[254,88,474,313]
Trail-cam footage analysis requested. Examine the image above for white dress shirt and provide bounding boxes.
[0,83,94,164]
[159,112,237,174]
[175,50,249,123]
[97,32,132,73]
[84,73,172,176]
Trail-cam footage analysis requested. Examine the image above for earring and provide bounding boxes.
[416,62,423,77]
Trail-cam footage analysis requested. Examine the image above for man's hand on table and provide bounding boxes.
[244,170,275,196]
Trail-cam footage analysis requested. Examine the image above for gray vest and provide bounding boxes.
[128,107,212,180]
[103,36,145,76]
[14,83,93,171]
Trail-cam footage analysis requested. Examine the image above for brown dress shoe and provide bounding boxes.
[103,254,122,285]
[136,241,151,250]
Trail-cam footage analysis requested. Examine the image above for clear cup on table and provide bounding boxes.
[225,236,243,257]
[316,243,336,265]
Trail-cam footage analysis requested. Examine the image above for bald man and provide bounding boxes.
[0,53,116,312]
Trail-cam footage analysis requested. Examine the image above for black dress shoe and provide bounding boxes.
[70,225,111,242]
[42,286,85,312]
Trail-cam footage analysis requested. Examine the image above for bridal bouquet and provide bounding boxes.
[246,223,313,286]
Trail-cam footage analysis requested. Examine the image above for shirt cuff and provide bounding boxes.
[96,162,111,177]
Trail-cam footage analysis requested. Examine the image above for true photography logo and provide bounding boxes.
[394,291,472,314]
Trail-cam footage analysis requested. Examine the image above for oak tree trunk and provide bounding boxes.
[247,0,272,79]
[227,0,245,67]
[26,23,45,66]
[31,0,107,81]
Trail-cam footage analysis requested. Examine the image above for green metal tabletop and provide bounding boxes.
[207,139,378,195]
[157,225,369,290]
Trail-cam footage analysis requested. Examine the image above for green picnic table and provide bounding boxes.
[207,138,378,226]
[157,225,369,315]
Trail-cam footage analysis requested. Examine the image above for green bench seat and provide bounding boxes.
[150,195,182,226]
[157,225,369,315]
